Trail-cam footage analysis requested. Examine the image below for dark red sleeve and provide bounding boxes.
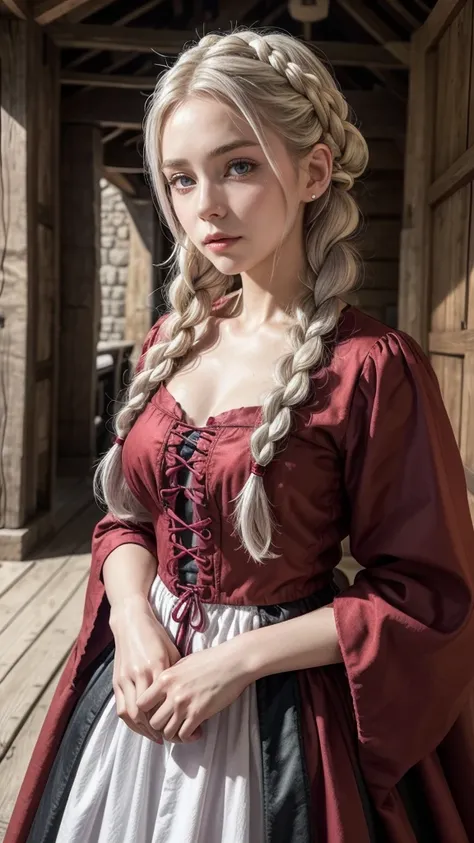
[333,331,474,798]
[92,313,169,573]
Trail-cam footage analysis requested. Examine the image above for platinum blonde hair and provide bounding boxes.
[95,29,369,564]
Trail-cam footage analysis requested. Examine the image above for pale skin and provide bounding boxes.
[104,95,343,745]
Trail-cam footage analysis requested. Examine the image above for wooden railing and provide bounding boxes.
[96,340,135,457]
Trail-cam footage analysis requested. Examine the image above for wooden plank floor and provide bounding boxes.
[0,502,100,841]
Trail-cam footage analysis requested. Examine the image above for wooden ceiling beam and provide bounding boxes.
[34,0,108,24]
[48,22,193,52]
[316,41,405,68]
[62,87,406,138]
[1,0,30,18]
[61,70,157,88]
[335,0,410,64]
[52,24,406,69]
[65,0,120,23]
[379,0,421,30]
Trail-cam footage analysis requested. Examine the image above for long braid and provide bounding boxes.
[94,241,231,518]
[229,34,367,560]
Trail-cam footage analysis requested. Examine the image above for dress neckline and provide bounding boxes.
[159,303,354,430]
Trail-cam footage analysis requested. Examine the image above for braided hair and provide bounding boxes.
[95,29,369,563]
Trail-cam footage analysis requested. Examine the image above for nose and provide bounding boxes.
[197,180,227,221]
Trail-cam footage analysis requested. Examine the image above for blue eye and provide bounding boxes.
[228,160,255,177]
[168,174,194,190]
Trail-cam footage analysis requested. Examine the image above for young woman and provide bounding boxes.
[6,28,474,843]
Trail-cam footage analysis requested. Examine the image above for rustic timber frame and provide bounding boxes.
[398,0,474,516]
[0,0,448,559]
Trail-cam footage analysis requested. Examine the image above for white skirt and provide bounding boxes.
[56,577,265,843]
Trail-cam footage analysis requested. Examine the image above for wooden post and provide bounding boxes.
[0,19,59,551]
[58,123,102,473]
[124,199,155,364]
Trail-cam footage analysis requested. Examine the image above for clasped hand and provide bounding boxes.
[110,599,251,745]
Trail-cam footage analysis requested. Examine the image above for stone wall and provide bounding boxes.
[99,178,130,342]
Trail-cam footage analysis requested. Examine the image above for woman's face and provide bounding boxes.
[161,96,316,278]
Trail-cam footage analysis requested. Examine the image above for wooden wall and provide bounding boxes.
[399,0,474,521]
[349,137,405,326]
[0,20,59,533]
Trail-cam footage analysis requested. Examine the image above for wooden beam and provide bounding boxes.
[335,0,410,64]
[1,0,30,18]
[428,143,474,207]
[315,41,405,68]
[64,0,116,22]
[48,22,193,52]
[51,23,408,68]
[380,0,421,30]
[34,0,98,24]
[102,168,137,196]
[420,0,468,50]
[66,0,166,69]
[61,70,156,89]
[429,330,474,355]
[397,29,435,349]
[103,141,143,173]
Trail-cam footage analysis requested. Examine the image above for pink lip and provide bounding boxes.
[204,236,241,252]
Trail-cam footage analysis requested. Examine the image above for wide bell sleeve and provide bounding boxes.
[333,331,474,799]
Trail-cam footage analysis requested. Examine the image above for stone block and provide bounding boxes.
[109,248,128,267]
[117,225,129,240]
[117,268,128,283]
[111,212,125,226]
[100,265,118,285]
[101,235,114,248]
[111,301,125,318]
[111,286,125,301]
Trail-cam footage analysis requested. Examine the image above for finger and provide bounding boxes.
[161,712,185,743]
[133,674,163,743]
[149,700,175,733]
[136,679,167,713]
[120,680,162,744]
[178,718,203,743]
[114,685,149,739]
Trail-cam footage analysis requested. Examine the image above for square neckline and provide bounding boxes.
[160,303,353,430]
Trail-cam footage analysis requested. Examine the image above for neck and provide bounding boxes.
[237,223,307,329]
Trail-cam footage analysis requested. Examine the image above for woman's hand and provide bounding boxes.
[110,595,194,743]
[135,638,252,743]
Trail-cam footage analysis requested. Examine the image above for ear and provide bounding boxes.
[301,143,333,203]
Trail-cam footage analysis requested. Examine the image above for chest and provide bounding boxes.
[164,322,294,428]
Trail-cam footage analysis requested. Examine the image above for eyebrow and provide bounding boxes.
[161,139,260,170]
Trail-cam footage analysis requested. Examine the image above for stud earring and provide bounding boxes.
[311,194,316,200]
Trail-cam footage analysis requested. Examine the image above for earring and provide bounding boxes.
[311,194,316,200]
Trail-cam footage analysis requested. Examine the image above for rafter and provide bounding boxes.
[379,0,421,30]
[52,25,406,69]
[34,0,106,24]
[48,22,192,52]
[1,0,30,18]
[61,70,157,88]
[66,0,167,69]
[64,0,116,23]
[335,0,410,63]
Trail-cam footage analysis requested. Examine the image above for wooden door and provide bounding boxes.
[399,0,474,521]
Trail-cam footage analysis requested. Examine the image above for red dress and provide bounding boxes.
[6,304,474,842]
